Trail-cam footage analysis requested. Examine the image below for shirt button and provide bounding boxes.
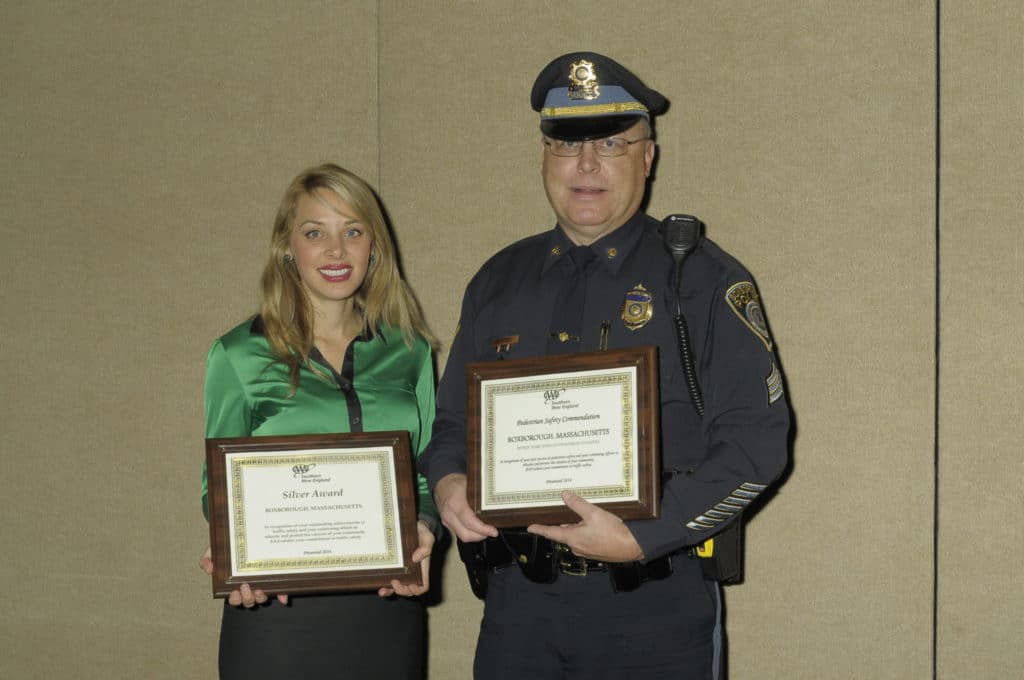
[352,417,361,424]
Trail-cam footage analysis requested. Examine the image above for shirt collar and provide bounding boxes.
[541,211,647,276]
[248,315,376,343]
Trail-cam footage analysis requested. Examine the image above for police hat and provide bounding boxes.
[531,51,668,141]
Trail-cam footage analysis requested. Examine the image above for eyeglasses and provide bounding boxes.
[542,136,650,158]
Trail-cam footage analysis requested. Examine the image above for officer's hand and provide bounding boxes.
[527,491,645,563]
[199,546,289,607]
[433,473,498,543]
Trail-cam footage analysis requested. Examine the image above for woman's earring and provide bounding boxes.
[368,252,378,266]
[283,254,294,264]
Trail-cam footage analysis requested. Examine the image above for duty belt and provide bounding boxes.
[478,529,673,593]
[555,543,606,576]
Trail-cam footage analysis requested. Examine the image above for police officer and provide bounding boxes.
[420,51,790,679]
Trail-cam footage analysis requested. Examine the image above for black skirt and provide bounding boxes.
[219,591,425,679]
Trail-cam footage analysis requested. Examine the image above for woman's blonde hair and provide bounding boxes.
[260,163,435,390]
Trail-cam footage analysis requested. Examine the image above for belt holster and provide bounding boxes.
[455,538,490,600]
[696,520,744,584]
[456,530,559,599]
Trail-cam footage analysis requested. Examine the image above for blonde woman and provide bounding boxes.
[199,163,438,678]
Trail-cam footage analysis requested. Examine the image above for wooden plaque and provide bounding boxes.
[466,347,660,527]
[205,431,419,597]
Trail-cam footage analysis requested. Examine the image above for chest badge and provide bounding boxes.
[621,284,654,331]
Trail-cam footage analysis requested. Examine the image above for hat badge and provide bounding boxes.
[568,59,600,101]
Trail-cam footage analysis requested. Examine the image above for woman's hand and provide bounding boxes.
[378,521,435,598]
[199,546,289,607]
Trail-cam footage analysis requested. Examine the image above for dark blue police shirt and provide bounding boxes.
[420,211,790,561]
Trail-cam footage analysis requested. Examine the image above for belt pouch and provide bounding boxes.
[501,530,558,584]
[608,556,673,592]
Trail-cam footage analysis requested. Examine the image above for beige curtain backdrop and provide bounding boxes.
[1,2,1019,678]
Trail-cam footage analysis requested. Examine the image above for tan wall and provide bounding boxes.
[938,3,1024,679]
[0,2,1019,678]
[0,2,381,677]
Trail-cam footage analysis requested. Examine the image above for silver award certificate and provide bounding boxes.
[205,432,419,596]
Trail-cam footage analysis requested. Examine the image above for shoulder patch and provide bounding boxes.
[725,281,773,350]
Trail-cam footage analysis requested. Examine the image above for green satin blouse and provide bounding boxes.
[200,317,438,525]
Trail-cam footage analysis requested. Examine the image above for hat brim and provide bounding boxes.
[540,114,645,141]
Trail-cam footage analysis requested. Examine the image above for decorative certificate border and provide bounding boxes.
[481,370,637,507]
[228,449,400,574]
